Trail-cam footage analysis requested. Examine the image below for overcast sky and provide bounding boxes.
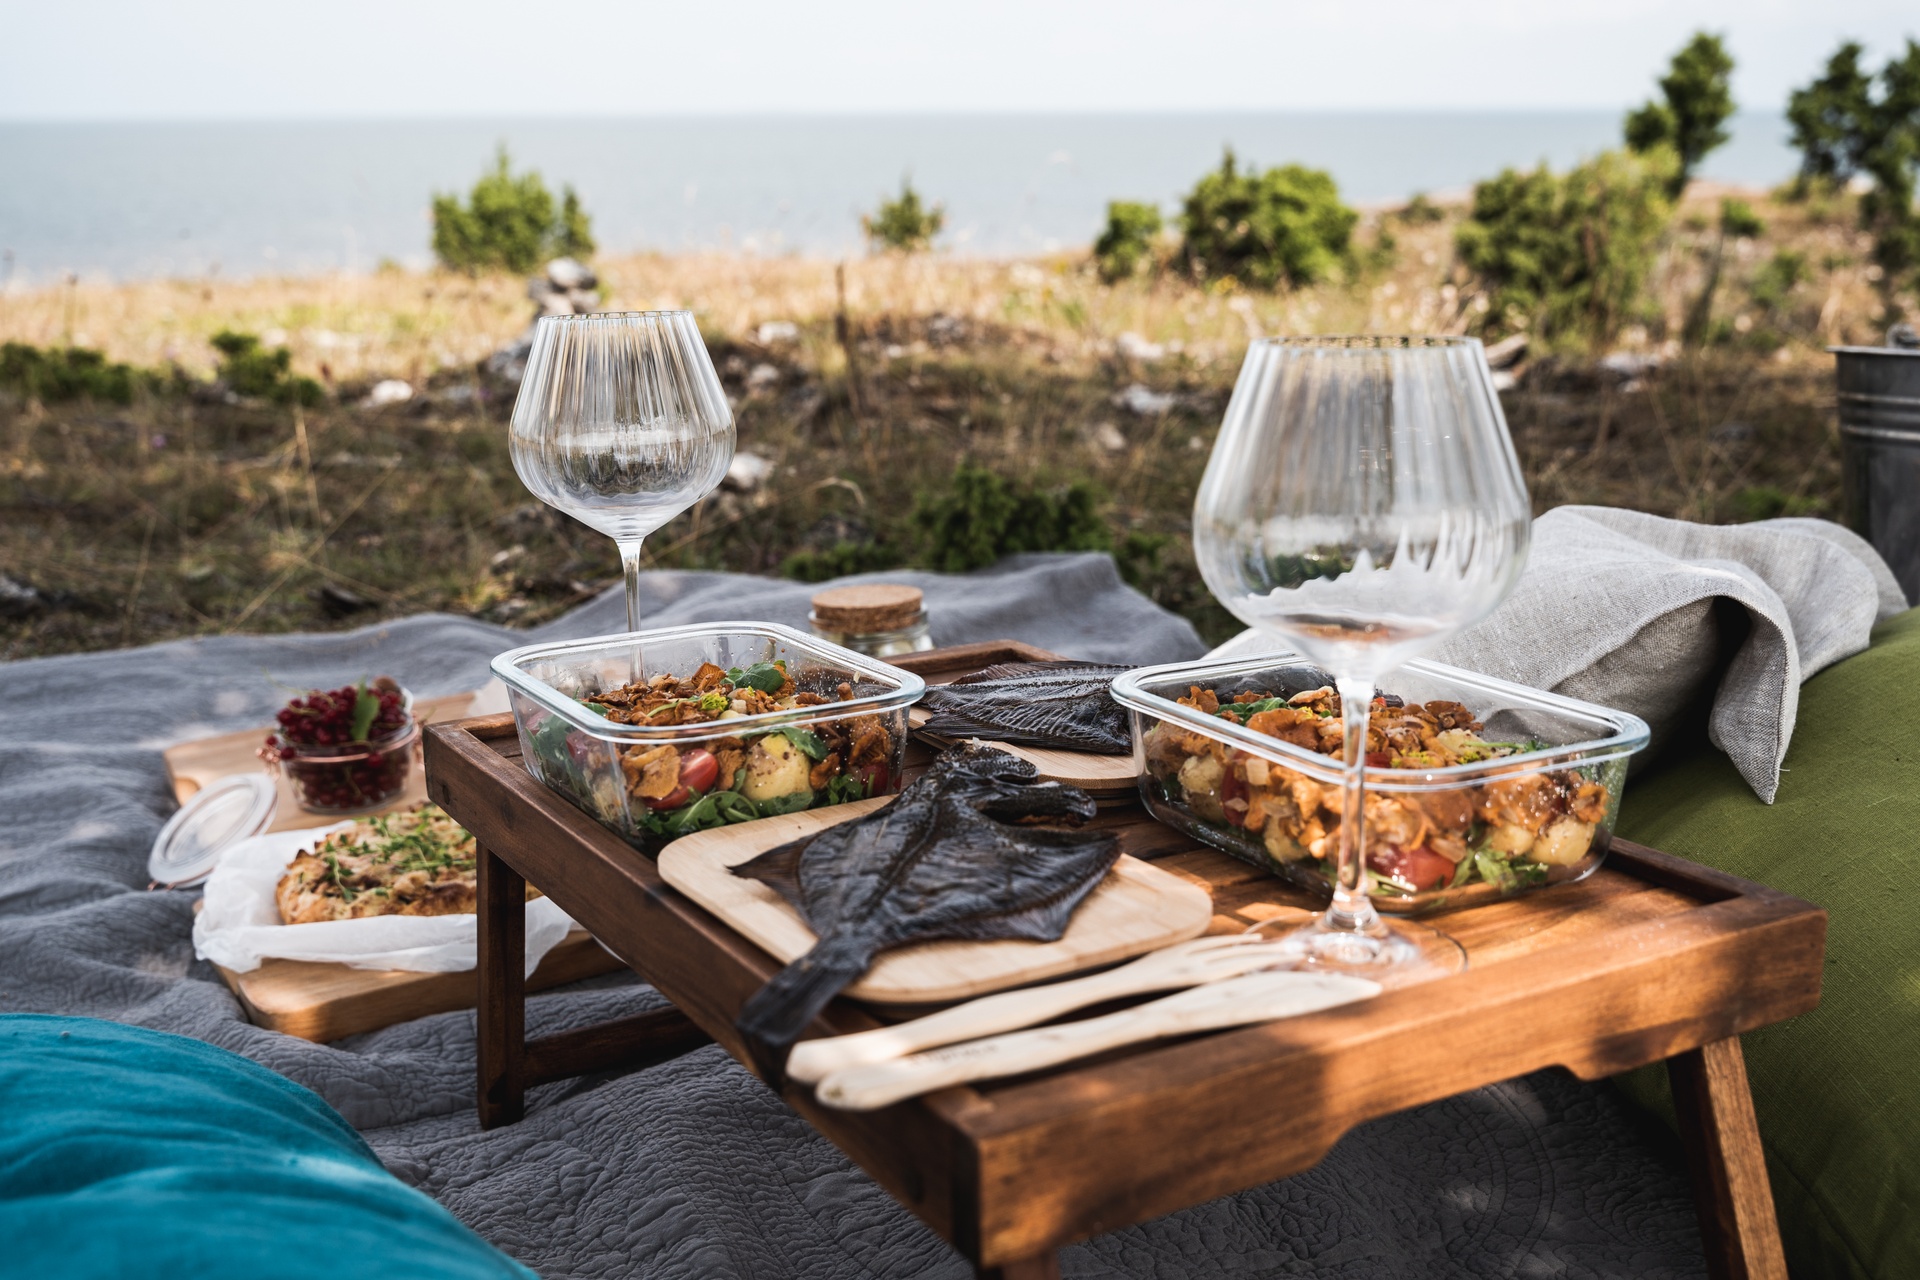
[1,0,1914,119]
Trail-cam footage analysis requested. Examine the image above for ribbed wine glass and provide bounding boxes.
[1193,335,1531,978]
[510,311,735,636]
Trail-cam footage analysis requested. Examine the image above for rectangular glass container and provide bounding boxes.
[1111,652,1649,916]
[491,622,924,852]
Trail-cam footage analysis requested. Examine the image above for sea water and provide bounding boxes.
[0,112,1798,285]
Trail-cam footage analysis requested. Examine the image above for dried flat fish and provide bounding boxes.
[732,745,1119,1073]
[918,660,1133,755]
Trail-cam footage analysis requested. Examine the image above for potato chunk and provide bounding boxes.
[742,734,813,803]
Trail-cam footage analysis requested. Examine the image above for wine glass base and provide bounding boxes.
[1249,913,1466,988]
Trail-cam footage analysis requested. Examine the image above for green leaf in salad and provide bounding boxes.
[724,660,788,694]
[825,773,872,806]
[755,790,815,816]
[350,685,381,743]
[778,725,830,761]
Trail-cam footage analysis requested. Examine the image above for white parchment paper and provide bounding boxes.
[192,823,576,975]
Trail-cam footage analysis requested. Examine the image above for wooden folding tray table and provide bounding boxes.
[424,642,1824,1280]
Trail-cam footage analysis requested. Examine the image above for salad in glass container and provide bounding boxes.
[1112,654,1648,914]
[492,623,923,850]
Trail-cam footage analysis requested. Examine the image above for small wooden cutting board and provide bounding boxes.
[657,798,1212,1005]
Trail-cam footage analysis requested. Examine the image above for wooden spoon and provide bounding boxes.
[786,935,1294,1085]
[814,969,1380,1111]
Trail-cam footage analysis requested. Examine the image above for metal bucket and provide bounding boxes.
[1833,343,1920,606]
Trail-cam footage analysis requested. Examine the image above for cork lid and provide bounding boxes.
[810,583,925,633]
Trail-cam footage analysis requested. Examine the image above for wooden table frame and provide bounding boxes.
[425,642,1823,1280]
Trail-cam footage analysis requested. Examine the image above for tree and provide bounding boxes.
[863,180,945,253]
[1624,32,1736,196]
[1456,148,1677,349]
[1093,201,1163,282]
[1787,40,1920,296]
[1177,152,1357,289]
[431,147,597,274]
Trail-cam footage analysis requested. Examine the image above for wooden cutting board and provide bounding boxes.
[166,681,623,1042]
[657,797,1212,1004]
[213,932,621,1043]
[906,709,1139,794]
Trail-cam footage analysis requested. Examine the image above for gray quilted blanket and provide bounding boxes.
[0,553,1707,1278]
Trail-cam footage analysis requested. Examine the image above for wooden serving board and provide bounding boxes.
[907,711,1139,794]
[656,797,1213,1004]
[213,930,620,1043]
[169,680,622,1042]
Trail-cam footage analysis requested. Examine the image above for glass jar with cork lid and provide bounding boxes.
[808,584,934,658]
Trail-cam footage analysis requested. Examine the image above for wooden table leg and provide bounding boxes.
[1667,1037,1789,1280]
[477,842,526,1130]
[975,1254,1060,1280]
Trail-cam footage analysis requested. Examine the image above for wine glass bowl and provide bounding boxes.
[510,311,735,633]
[1193,335,1531,979]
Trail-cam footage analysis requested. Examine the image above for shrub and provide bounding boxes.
[1177,152,1357,289]
[1719,198,1765,240]
[1787,40,1920,295]
[0,343,144,404]
[912,465,1110,573]
[863,180,945,253]
[1455,148,1676,349]
[431,147,596,274]
[1395,193,1447,225]
[1093,201,1163,282]
[779,540,902,583]
[1624,32,1736,194]
[1749,250,1809,315]
[210,331,323,406]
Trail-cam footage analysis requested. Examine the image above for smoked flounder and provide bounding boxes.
[918,660,1133,755]
[732,745,1119,1073]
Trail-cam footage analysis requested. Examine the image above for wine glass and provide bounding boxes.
[1193,335,1531,979]
[510,311,735,638]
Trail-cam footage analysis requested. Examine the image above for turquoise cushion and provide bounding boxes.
[0,1015,532,1280]
[1616,606,1920,1280]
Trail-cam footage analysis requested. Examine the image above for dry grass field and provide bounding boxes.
[0,185,1900,660]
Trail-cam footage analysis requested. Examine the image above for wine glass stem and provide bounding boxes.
[617,538,646,683]
[1329,674,1382,935]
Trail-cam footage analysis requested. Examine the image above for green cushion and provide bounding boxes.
[1615,606,1920,1280]
[0,1015,533,1280]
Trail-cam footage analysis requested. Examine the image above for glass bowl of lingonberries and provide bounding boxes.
[262,676,420,814]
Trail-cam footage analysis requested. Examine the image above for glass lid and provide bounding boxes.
[148,774,278,889]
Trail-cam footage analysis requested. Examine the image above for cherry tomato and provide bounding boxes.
[1221,765,1253,828]
[565,730,598,766]
[645,785,691,812]
[678,748,719,795]
[852,760,890,796]
[1370,844,1456,892]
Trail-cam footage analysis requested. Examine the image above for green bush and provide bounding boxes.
[1719,198,1765,239]
[1787,40,1920,294]
[431,147,596,274]
[912,465,1110,573]
[1750,250,1809,315]
[1093,201,1163,282]
[1394,193,1447,225]
[0,343,145,404]
[779,540,902,583]
[210,332,323,407]
[1624,32,1736,194]
[1177,152,1357,289]
[1455,148,1676,349]
[863,180,945,253]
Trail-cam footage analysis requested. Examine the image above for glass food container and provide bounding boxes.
[1111,652,1649,916]
[491,622,925,851]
